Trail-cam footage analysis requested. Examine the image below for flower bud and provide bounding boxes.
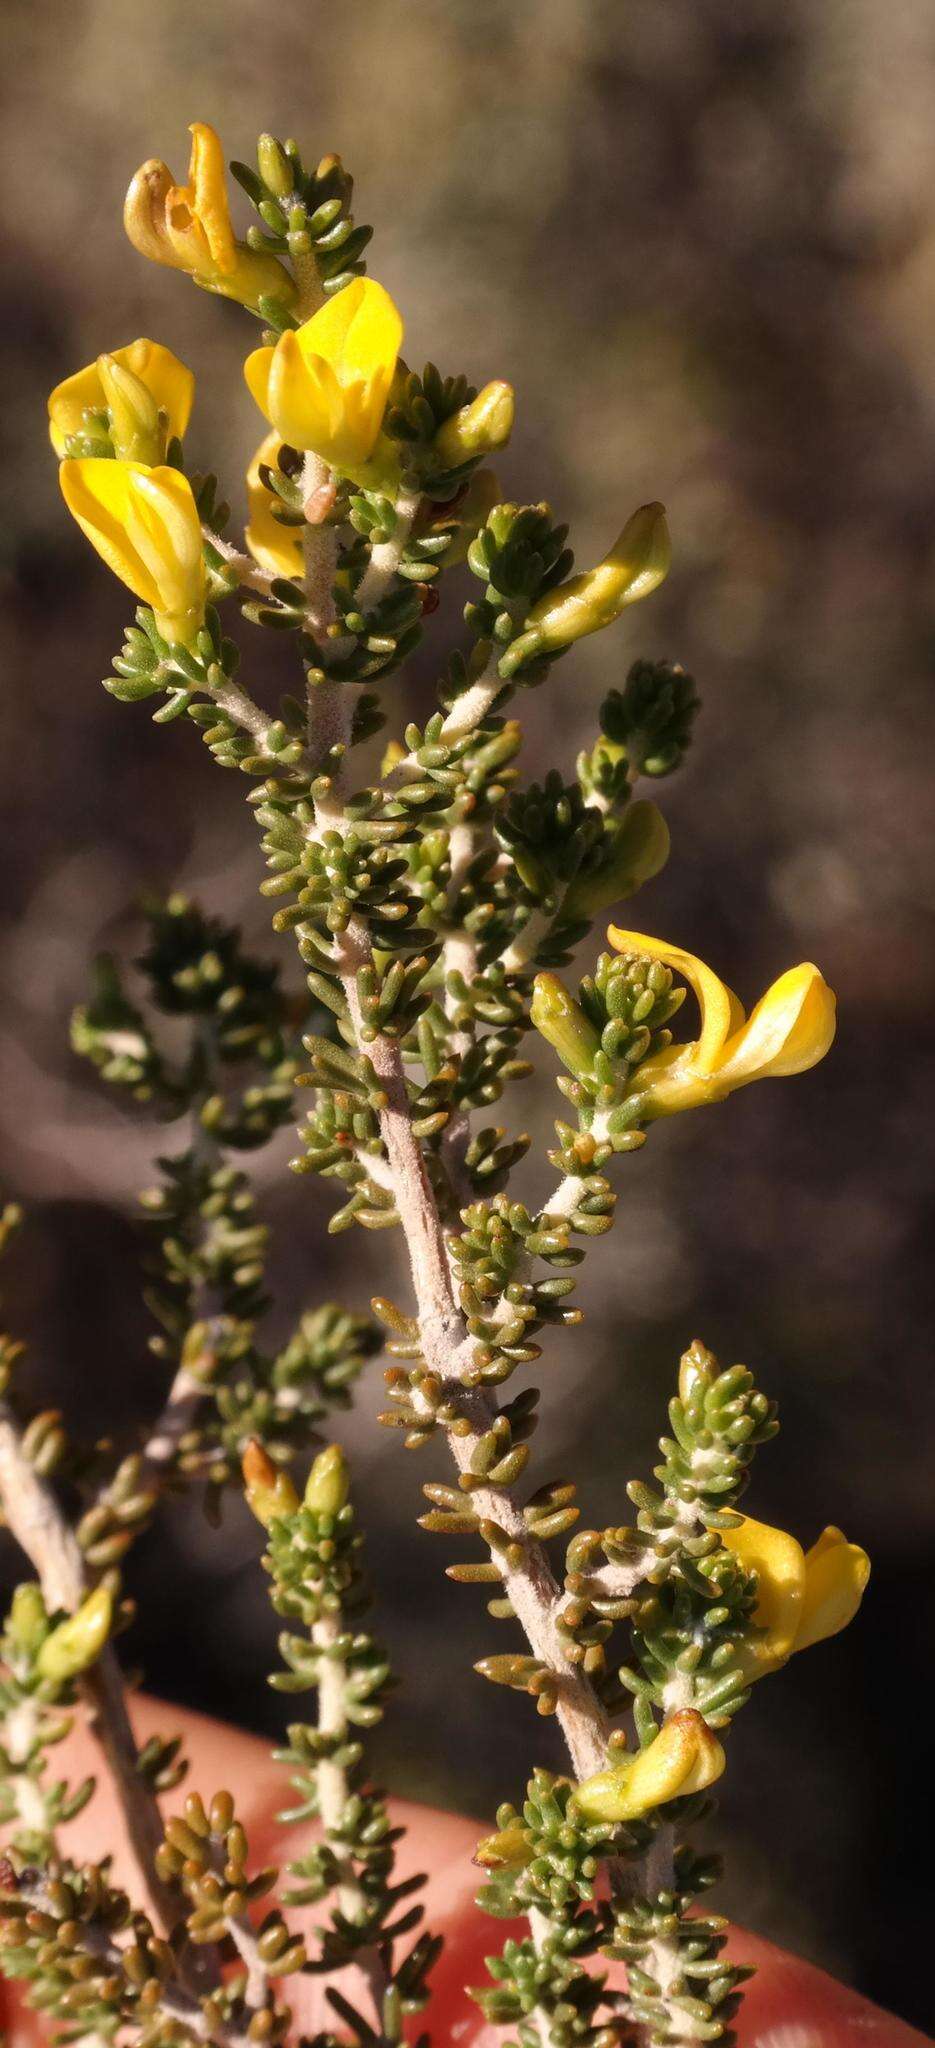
[530,973,601,1080]
[242,1440,300,1528]
[573,1710,725,1822]
[96,354,163,464]
[677,1339,718,1406]
[7,1583,49,1657]
[433,382,515,468]
[257,133,294,200]
[304,1443,350,1517]
[474,1821,532,1870]
[561,801,670,920]
[506,504,670,673]
[36,1586,113,1684]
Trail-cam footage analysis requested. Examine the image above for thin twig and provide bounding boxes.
[0,1405,180,1940]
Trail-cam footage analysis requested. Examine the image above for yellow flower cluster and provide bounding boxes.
[49,332,205,647]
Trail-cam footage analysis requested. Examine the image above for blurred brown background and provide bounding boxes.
[2,0,935,2029]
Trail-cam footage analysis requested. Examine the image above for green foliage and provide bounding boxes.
[605,1850,752,2048]
[231,138,373,302]
[261,1462,441,2040]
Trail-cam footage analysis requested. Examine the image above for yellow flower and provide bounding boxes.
[245,433,304,579]
[124,122,295,314]
[59,458,206,647]
[244,277,403,473]
[574,1710,726,1823]
[722,1514,870,1680]
[605,929,837,1117]
[48,340,194,463]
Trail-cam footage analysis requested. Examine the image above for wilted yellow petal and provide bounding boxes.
[721,1514,806,1675]
[574,1711,725,1822]
[125,127,294,312]
[36,1586,113,1683]
[796,1526,870,1653]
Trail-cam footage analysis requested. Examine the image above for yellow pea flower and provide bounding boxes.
[722,1514,870,1680]
[503,505,670,677]
[245,433,304,579]
[48,340,195,463]
[59,458,206,647]
[605,929,836,1117]
[244,277,403,474]
[124,122,295,314]
[574,1710,726,1823]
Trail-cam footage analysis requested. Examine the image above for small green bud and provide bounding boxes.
[434,382,515,468]
[242,1440,300,1528]
[304,1443,350,1516]
[562,801,670,920]
[257,133,294,199]
[531,972,601,1080]
[36,1586,112,1683]
[8,1583,49,1656]
[678,1339,718,1405]
[97,354,163,465]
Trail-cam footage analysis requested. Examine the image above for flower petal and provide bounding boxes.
[721,1513,806,1675]
[796,1526,870,1653]
[606,928,741,1074]
[187,122,236,273]
[49,340,194,458]
[717,963,836,1090]
[296,277,403,383]
[59,458,164,608]
[245,433,304,579]
[120,339,195,443]
[244,345,275,422]
[59,459,204,643]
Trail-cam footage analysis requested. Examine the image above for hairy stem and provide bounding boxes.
[317,920,612,1779]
